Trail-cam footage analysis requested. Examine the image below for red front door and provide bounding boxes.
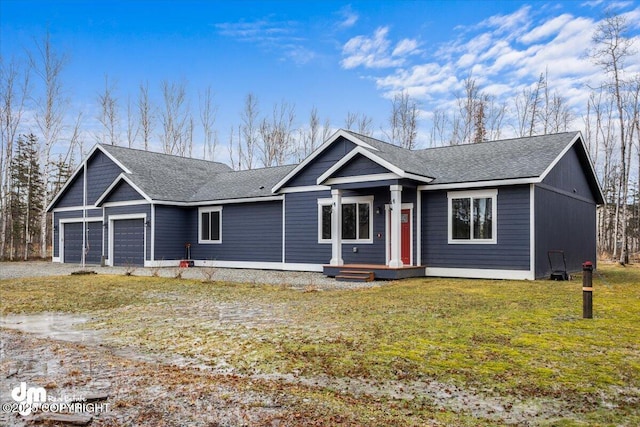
[401,209,411,265]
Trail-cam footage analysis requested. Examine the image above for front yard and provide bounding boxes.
[1,264,639,426]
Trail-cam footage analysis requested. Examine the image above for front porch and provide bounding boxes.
[323,264,426,281]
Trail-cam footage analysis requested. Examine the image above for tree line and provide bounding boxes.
[1,12,638,262]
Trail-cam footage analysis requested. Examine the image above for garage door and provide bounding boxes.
[112,218,145,266]
[63,221,102,264]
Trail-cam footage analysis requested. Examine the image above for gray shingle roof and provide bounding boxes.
[100,144,232,202]
[190,165,297,202]
[99,144,295,203]
[344,130,436,178]
[96,131,590,204]
[416,132,578,184]
[344,130,580,184]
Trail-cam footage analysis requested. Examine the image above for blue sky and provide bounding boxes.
[2,0,639,162]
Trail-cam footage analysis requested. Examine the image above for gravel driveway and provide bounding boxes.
[0,261,383,289]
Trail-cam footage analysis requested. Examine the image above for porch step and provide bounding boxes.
[335,270,374,282]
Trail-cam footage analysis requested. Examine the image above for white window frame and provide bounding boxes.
[317,195,373,244]
[198,206,223,244]
[447,189,497,244]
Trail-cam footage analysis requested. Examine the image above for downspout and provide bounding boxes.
[416,187,421,266]
[82,162,87,268]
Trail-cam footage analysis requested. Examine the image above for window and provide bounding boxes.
[318,196,373,243]
[198,207,222,243]
[448,190,497,244]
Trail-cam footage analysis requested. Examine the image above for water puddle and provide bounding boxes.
[0,313,103,344]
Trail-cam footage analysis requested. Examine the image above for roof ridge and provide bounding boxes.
[99,143,229,167]
[415,131,579,153]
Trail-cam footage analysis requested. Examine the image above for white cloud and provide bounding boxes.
[338,5,359,29]
[343,0,640,144]
[477,5,532,37]
[392,38,420,57]
[215,18,315,65]
[341,26,419,69]
[519,14,574,44]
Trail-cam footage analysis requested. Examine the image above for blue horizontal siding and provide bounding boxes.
[105,180,144,203]
[154,206,191,260]
[422,186,530,271]
[535,186,597,278]
[333,155,389,178]
[55,170,84,208]
[287,137,357,187]
[86,150,123,204]
[542,145,595,202]
[285,191,331,263]
[189,201,283,262]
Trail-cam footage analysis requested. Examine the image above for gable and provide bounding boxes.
[51,169,85,208]
[86,150,124,204]
[542,144,594,202]
[47,144,126,211]
[285,136,358,188]
[332,154,391,178]
[541,138,604,204]
[102,180,146,204]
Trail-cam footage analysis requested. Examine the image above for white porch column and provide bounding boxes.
[389,184,403,268]
[329,189,344,266]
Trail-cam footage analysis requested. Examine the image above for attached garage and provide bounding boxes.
[62,221,103,264]
[111,217,145,266]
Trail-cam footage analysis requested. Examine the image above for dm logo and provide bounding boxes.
[11,382,47,416]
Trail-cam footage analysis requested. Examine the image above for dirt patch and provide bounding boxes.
[0,329,298,427]
[1,312,575,426]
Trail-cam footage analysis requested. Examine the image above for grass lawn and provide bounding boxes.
[1,263,639,426]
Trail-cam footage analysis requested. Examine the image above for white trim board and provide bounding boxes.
[194,260,324,272]
[424,267,535,281]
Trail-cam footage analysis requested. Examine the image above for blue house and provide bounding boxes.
[47,130,604,280]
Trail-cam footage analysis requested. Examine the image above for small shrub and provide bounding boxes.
[200,267,217,283]
[124,263,136,276]
[173,267,186,279]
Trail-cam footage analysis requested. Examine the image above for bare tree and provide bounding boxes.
[322,117,332,142]
[138,81,154,151]
[125,95,139,148]
[30,31,69,258]
[160,80,190,156]
[514,73,546,137]
[96,74,120,145]
[591,11,636,263]
[240,93,259,169]
[344,111,373,136]
[386,91,419,149]
[227,126,239,170]
[473,95,487,143]
[258,101,296,167]
[344,111,357,131]
[0,57,31,258]
[357,114,373,136]
[199,86,217,161]
[299,106,321,160]
[428,109,449,147]
[450,76,505,145]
